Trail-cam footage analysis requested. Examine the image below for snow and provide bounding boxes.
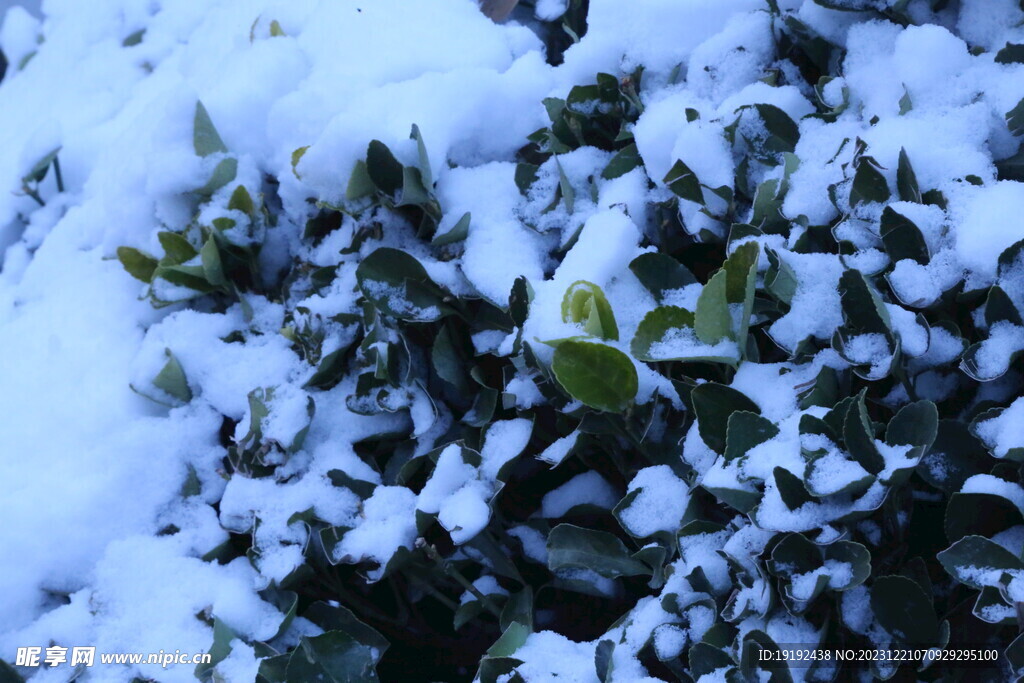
[954,182,1024,282]
[553,208,641,289]
[788,560,853,600]
[960,474,1024,513]
[540,471,618,518]
[646,325,740,362]
[617,466,690,537]
[4,0,1024,679]
[334,486,417,581]
[974,398,1024,459]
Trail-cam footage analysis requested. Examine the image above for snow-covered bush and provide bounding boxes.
[6,0,1024,681]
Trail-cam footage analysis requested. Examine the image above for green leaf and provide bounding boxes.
[117,246,158,283]
[193,101,228,157]
[838,269,891,335]
[885,400,938,456]
[740,631,793,683]
[551,341,637,413]
[22,147,60,184]
[724,241,759,345]
[724,411,779,462]
[122,29,145,47]
[345,160,376,200]
[269,20,286,37]
[691,382,760,454]
[826,541,872,590]
[355,248,447,322]
[158,232,198,265]
[601,143,641,179]
[850,155,890,206]
[153,348,192,403]
[945,492,1024,543]
[896,148,922,203]
[631,306,724,362]
[917,420,990,494]
[1007,97,1024,137]
[561,281,618,341]
[515,163,539,195]
[765,248,797,305]
[284,631,380,682]
[365,140,403,195]
[984,285,1023,326]
[195,618,237,681]
[939,535,1024,588]
[880,206,929,265]
[628,253,697,301]
[997,148,1024,181]
[547,524,650,579]
[195,157,238,197]
[844,393,885,475]
[409,123,433,188]
[898,87,913,115]
[774,466,812,510]
[200,237,227,288]
[433,211,471,246]
[663,158,704,204]
[754,103,800,155]
[595,640,615,682]
[487,622,530,658]
[871,576,941,646]
[500,589,533,632]
[152,264,214,295]
[228,184,255,215]
[694,270,730,344]
[290,146,309,179]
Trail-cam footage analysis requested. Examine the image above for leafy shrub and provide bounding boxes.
[88,1,1024,681]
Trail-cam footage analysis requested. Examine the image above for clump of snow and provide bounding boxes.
[974,398,1024,458]
[618,466,690,537]
[540,471,619,518]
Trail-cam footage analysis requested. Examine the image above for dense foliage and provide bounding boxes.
[8,0,1024,681]
[110,2,1024,681]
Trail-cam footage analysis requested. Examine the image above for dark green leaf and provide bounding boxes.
[547,524,650,579]
[938,536,1024,588]
[871,575,940,645]
[692,382,760,454]
[285,631,380,683]
[601,143,641,179]
[850,156,890,206]
[844,393,885,475]
[628,253,697,300]
[754,104,800,155]
[724,411,779,462]
[355,248,447,322]
[896,148,922,203]
[945,492,1024,543]
[880,206,929,265]
[663,158,704,204]
[774,466,812,510]
[1007,97,1024,137]
[365,140,403,195]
